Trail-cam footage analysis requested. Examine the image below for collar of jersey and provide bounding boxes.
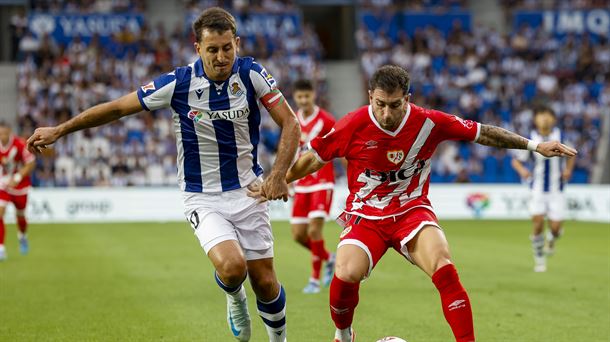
[194,57,239,82]
[0,135,14,153]
[367,103,411,137]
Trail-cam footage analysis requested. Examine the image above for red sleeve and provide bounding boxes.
[431,110,481,141]
[309,114,350,162]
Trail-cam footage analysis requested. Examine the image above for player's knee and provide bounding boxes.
[216,258,247,285]
[292,229,308,245]
[250,273,278,298]
[335,260,367,283]
[431,248,452,274]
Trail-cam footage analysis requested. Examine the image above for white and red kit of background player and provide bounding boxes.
[310,103,477,342]
[0,135,34,247]
[0,136,34,210]
[291,106,336,223]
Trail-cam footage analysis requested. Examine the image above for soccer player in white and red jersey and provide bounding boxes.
[0,121,36,261]
[250,65,576,342]
[290,79,336,294]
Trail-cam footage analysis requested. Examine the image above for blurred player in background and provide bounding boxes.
[26,7,299,342]
[250,65,577,342]
[290,79,336,294]
[0,121,35,261]
[511,106,575,272]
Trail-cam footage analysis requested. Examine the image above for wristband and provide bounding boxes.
[526,140,539,152]
[13,173,23,183]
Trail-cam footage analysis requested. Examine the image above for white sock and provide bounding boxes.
[335,327,352,342]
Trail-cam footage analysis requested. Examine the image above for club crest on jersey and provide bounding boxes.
[188,110,204,123]
[230,82,244,97]
[387,150,405,164]
[140,81,155,93]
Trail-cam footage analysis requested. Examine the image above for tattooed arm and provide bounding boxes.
[476,124,577,158]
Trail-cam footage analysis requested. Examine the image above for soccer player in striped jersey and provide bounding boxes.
[511,106,575,272]
[290,79,336,294]
[250,65,576,342]
[27,8,299,342]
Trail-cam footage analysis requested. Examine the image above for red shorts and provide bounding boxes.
[0,190,28,211]
[337,207,440,275]
[291,189,333,224]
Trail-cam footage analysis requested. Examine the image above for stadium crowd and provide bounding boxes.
[14,0,606,186]
[16,0,327,187]
[357,7,607,183]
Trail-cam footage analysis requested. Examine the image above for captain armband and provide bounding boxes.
[260,89,285,111]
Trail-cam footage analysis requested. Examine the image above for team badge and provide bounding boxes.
[387,150,405,164]
[140,81,155,92]
[230,82,244,97]
[339,226,352,239]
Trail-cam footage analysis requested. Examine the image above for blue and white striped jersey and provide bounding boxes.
[137,56,277,193]
[516,127,565,194]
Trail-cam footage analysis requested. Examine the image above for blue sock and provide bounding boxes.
[215,272,246,296]
[257,285,287,340]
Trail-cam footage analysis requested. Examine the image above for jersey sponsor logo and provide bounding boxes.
[387,150,405,164]
[260,68,276,88]
[230,82,244,97]
[363,160,426,183]
[140,81,155,92]
[187,108,251,122]
[205,108,250,120]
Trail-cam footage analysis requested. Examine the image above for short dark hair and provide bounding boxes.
[192,7,237,43]
[293,79,314,92]
[533,105,556,118]
[0,120,9,128]
[369,65,410,95]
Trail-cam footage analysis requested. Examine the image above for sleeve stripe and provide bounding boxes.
[307,142,328,163]
[136,89,150,111]
[474,122,481,141]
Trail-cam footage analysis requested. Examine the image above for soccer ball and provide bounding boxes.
[376,337,407,342]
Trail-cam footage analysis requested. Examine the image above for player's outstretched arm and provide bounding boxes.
[286,151,326,184]
[27,92,143,153]
[261,100,301,201]
[248,151,325,202]
[476,124,577,158]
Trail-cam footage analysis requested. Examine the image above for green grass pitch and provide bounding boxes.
[0,220,608,341]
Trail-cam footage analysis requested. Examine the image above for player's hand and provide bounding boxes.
[562,169,573,182]
[536,141,577,158]
[260,172,289,202]
[27,127,61,153]
[247,181,268,203]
